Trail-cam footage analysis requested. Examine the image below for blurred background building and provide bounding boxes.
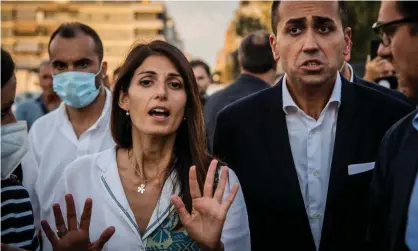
[215,1,272,84]
[1,0,183,98]
[1,0,381,98]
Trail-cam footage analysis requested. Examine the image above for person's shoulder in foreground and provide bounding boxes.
[354,75,414,108]
[349,78,415,116]
[15,98,40,115]
[1,176,39,250]
[367,110,417,250]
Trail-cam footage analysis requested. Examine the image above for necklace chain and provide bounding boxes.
[128,149,169,194]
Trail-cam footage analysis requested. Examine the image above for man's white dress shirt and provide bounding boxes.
[345,62,355,82]
[282,74,342,249]
[21,88,115,233]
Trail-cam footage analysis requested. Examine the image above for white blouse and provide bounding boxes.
[43,147,251,251]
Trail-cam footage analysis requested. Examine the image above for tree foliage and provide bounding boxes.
[345,2,380,62]
[235,16,266,37]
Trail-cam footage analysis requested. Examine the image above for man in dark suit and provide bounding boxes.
[204,31,276,150]
[368,1,418,251]
[212,1,414,251]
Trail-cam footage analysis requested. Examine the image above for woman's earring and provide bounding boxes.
[183,116,186,121]
[126,111,130,116]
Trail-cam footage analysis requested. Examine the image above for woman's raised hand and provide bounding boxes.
[171,160,239,251]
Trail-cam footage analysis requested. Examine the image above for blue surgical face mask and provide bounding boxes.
[52,66,102,108]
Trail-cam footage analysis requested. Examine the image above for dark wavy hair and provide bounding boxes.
[1,48,15,88]
[110,40,211,212]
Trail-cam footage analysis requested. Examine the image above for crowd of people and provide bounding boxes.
[1,1,418,251]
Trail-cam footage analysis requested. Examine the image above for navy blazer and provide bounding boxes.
[204,74,270,150]
[369,111,418,251]
[213,77,414,251]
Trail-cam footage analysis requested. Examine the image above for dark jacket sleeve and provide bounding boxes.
[367,124,398,250]
[354,75,414,108]
[212,108,233,166]
[203,97,217,152]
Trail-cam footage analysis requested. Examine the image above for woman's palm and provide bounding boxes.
[171,160,239,250]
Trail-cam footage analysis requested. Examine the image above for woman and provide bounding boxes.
[44,41,250,251]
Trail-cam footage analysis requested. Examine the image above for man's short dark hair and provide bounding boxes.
[238,31,276,74]
[1,48,15,88]
[48,22,104,62]
[190,60,212,80]
[271,1,348,35]
[397,1,418,34]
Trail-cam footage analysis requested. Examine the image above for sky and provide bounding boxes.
[163,1,239,69]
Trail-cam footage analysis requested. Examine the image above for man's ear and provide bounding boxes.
[270,34,280,61]
[343,27,352,62]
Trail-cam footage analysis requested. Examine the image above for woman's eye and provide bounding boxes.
[169,82,182,89]
[140,80,153,86]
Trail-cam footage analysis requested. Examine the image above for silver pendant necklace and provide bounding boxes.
[128,149,171,195]
[129,150,148,195]
[137,183,146,194]
[134,171,148,195]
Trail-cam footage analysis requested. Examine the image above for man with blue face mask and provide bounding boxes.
[20,22,115,250]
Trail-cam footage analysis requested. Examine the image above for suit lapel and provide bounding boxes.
[261,81,315,247]
[321,79,363,245]
[390,128,418,250]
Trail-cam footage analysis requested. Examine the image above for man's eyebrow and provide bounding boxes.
[312,16,336,25]
[74,58,93,65]
[51,60,66,65]
[285,17,306,25]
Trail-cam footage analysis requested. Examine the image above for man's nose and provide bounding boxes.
[377,43,392,62]
[302,29,320,53]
